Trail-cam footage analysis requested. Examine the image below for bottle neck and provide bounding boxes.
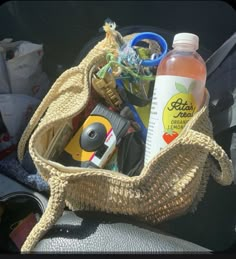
[173,43,197,52]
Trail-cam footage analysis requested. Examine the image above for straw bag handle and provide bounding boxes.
[17,66,89,161]
[17,75,66,161]
[182,129,233,186]
[20,129,233,253]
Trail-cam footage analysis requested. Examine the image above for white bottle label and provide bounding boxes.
[144,75,202,165]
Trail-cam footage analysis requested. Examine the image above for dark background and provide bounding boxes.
[0,1,235,80]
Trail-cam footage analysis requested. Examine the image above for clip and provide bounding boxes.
[129,32,168,67]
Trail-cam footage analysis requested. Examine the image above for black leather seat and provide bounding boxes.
[32,210,210,253]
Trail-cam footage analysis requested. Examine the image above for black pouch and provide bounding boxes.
[117,131,145,176]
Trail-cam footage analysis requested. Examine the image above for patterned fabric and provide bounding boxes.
[0,151,49,192]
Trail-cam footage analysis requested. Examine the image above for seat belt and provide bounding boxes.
[206,32,236,77]
[206,32,236,183]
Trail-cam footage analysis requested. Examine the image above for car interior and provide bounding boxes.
[0,0,236,254]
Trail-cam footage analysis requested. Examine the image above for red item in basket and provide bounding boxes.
[9,213,38,250]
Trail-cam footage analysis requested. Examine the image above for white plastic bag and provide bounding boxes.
[0,94,40,144]
[0,39,50,99]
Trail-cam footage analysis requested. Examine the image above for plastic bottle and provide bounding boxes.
[144,33,207,165]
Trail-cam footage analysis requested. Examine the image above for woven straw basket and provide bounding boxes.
[17,32,233,253]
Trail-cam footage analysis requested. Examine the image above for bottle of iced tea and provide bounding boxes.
[145,33,207,165]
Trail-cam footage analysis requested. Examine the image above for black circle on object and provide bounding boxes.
[88,130,96,139]
[80,122,107,152]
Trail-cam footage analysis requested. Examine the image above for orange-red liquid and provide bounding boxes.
[157,50,207,106]
[157,51,206,81]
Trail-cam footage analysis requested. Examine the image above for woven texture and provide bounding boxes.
[17,34,234,253]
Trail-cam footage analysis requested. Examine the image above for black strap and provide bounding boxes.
[125,89,151,107]
[210,98,236,135]
[206,32,236,77]
[206,32,236,134]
